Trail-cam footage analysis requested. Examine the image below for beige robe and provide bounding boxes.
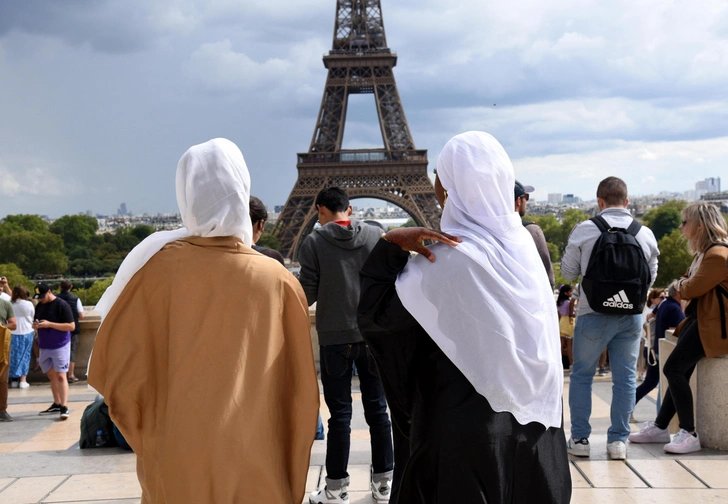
[89,236,319,503]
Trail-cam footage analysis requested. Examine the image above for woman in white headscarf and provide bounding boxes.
[88,139,319,504]
[358,132,571,503]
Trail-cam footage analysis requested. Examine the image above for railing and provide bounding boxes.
[298,150,427,165]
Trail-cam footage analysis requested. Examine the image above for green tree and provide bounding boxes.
[0,214,49,236]
[529,215,561,249]
[546,242,561,263]
[74,277,114,305]
[642,200,686,241]
[400,218,417,228]
[130,225,155,242]
[0,230,68,276]
[257,234,280,250]
[49,215,98,251]
[655,229,692,287]
[558,209,590,250]
[0,263,34,291]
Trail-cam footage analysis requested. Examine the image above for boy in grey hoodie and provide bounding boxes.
[299,187,394,504]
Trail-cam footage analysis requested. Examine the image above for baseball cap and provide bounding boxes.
[514,180,535,200]
[33,282,51,299]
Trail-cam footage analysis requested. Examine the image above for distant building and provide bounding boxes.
[562,194,581,205]
[548,193,562,205]
[117,203,129,216]
[705,177,721,194]
[274,205,285,214]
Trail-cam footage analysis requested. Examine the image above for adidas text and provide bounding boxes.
[603,290,634,310]
[603,300,634,310]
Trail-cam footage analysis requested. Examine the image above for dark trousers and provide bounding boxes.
[635,352,660,405]
[320,342,394,480]
[655,318,705,433]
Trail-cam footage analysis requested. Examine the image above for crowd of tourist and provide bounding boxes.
[1,134,727,504]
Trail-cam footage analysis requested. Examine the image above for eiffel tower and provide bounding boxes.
[274,0,440,259]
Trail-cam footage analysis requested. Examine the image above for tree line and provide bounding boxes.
[0,202,721,304]
[0,214,154,304]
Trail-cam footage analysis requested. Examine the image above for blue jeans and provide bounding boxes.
[320,342,394,482]
[569,312,641,443]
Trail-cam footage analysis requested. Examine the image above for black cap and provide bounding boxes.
[514,180,535,200]
[33,282,51,299]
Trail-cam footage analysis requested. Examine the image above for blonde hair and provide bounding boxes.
[682,202,728,255]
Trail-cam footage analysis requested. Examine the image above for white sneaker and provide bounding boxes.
[371,477,391,502]
[567,437,590,457]
[664,429,701,454]
[607,440,627,460]
[10,381,19,389]
[310,486,349,504]
[628,421,671,444]
[18,382,29,389]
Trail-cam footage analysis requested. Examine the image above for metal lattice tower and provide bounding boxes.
[274,0,440,260]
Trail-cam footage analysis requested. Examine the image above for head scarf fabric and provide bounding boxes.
[95,138,253,321]
[395,131,563,429]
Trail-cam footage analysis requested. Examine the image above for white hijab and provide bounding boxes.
[395,131,563,429]
[95,138,253,320]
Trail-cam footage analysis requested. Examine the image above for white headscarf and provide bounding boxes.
[95,138,253,320]
[395,131,563,429]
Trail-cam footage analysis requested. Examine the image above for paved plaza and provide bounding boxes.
[1,374,728,504]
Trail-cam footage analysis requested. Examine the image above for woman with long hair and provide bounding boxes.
[629,202,728,453]
[9,286,35,389]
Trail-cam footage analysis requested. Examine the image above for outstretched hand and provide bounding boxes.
[382,227,461,263]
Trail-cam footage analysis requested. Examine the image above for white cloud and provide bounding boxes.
[0,158,78,198]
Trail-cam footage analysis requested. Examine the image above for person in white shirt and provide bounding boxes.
[9,286,35,389]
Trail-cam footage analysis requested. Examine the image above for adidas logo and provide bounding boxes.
[603,290,634,310]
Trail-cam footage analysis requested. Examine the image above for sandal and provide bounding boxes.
[67,376,79,383]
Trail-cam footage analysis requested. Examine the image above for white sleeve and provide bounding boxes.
[77,298,84,313]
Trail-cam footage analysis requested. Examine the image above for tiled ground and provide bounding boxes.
[1,374,727,503]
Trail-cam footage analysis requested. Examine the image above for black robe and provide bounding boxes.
[357,239,572,504]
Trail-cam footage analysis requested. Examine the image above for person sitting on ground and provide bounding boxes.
[629,202,728,454]
[88,138,319,504]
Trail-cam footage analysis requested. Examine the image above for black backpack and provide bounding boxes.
[581,215,650,315]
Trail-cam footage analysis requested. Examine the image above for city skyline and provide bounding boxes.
[1,1,727,217]
[19,173,723,221]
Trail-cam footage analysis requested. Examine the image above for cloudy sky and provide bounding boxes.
[1,0,726,218]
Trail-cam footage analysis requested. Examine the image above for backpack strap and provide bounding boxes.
[522,218,535,227]
[590,215,609,233]
[706,242,728,252]
[626,219,642,237]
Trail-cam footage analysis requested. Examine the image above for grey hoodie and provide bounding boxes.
[298,219,382,345]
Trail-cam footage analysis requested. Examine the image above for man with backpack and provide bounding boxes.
[561,176,659,460]
[57,280,85,383]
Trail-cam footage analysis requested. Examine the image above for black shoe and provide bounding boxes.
[39,403,61,415]
[59,406,70,420]
[0,411,13,422]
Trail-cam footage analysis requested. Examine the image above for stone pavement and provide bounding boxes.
[2,374,728,503]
